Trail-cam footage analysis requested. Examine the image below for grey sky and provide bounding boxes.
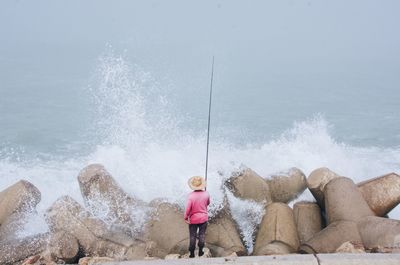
[1,0,399,62]
[1,0,400,149]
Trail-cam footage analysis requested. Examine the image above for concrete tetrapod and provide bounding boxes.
[206,204,247,257]
[300,177,400,253]
[225,168,272,203]
[324,177,374,224]
[358,216,400,250]
[0,180,41,242]
[253,202,299,255]
[301,177,375,253]
[0,211,32,240]
[0,233,49,264]
[0,180,41,225]
[308,169,400,217]
[45,196,150,260]
[44,231,80,263]
[306,167,341,209]
[300,220,362,254]
[266,167,307,204]
[143,198,246,258]
[78,164,145,233]
[293,201,322,244]
[141,202,189,258]
[358,173,400,217]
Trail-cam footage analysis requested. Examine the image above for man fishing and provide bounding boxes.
[183,57,213,258]
[184,176,210,258]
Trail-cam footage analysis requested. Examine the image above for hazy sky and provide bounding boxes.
[1,0,399,148]
[2,0,399,93]
[2,0,399,97]
[1,0,399,62]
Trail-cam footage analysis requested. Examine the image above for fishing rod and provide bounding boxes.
[205,56,214,184]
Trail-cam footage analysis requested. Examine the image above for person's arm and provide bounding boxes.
[207,192,210,206]
[184,198,192,221]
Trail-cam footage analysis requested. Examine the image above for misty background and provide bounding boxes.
[1,0,399,156]
[1,0,400,237]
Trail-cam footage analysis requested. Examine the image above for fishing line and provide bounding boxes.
[205,56,214,184]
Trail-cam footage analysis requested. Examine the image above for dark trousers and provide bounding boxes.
[188,222,207,252]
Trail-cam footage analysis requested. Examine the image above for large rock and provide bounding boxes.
[0,180,41,225]
[142,202,188,258]
[301,176,390,254]
[0,211,31,240]
[293,201,322,244]
[45,196,149,260]
[324,177,374,224]
[300,221,362,254]
[266,167,307,204]
[358,173,400,217]
[44,231,79,263]
[206,204,247,257]
[0,233,49,264]
[307,167,340,208]
[308,169,400,217]
[225,168,272,203]
[77,164,143,233]
[143,196,246,258]
[253,203,299,255]
[300,177,373,254]
[358,216,400,250]
[0,180,41,242]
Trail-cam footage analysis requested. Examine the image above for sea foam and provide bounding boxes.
[0,51,399,250]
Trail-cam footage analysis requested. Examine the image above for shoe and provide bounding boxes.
[189,251,195,258]
[198,249,204,257]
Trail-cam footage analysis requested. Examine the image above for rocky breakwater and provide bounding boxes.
[300,168,400,254]
[226,167,308,255]
[0,180,49,264]
[225,166,400,255]
[0,164,248,264]
[1,164,400,264]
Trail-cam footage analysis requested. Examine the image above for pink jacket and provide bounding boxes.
[184,190,210,224]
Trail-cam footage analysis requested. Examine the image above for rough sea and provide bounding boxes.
[0,0,399,252]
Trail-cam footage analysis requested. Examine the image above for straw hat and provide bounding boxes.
[188,176,206,191]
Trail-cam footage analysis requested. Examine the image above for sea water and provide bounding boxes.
[0,48,399,252]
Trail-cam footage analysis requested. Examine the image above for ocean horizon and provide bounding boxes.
[1,0,399,251]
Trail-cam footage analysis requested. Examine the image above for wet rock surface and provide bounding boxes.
[0,233,49,264]
[266,167,307,204]
[206,200,247,257]
[44,231,79,263]
[306,167,340,209]
[45,195,149,260]
[358,173,400,217]
[0,180,41,225]
[253,202,299,255]
[301,170,400,254]
[78,164,144,232]
[293,201,322,244]
[1,164,400,264]
[300,220,363,254]
[141,202,188,257]
[0,180,41,242]
[225,168,272,203]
